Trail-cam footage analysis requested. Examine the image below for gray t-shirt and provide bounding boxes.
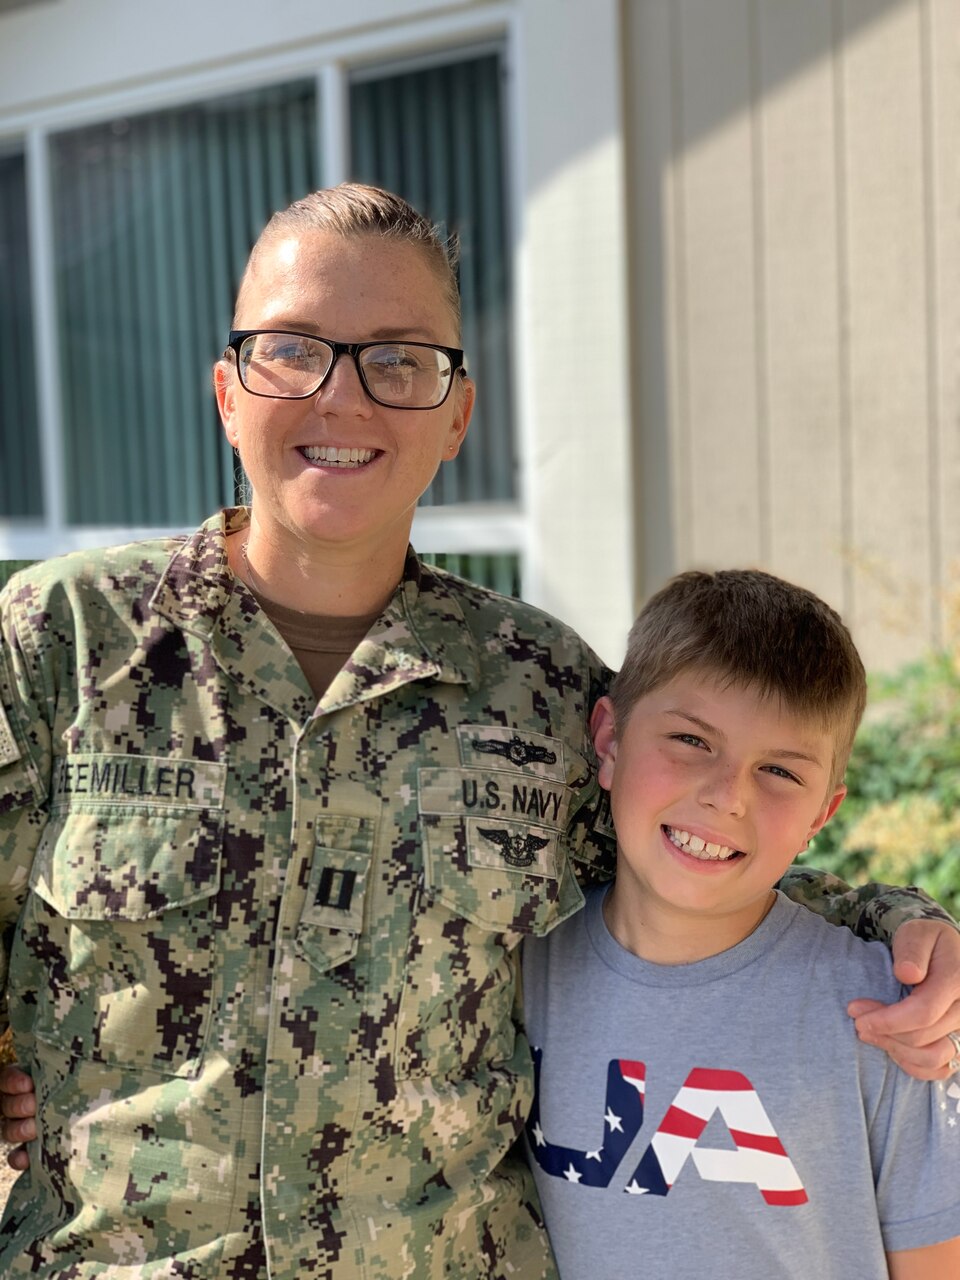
[523,889,960,1279]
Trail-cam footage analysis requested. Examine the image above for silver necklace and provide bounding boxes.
[238,539,263,594]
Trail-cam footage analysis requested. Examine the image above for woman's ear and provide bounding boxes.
[214,361,240,446]
[590,696,619,791]
[445,375,475,459]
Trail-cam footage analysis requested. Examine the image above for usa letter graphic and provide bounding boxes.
[628,1067,808,1204]
[527,1047,646,1187]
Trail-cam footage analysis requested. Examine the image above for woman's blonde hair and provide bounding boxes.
[234,183,462,336]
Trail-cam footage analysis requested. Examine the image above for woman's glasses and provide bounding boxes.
[226,329,465,410]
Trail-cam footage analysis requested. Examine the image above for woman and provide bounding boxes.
[0,185,957,1280]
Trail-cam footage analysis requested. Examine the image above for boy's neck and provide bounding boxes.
[601,883,778,965]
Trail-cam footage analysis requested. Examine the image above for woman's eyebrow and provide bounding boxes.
[254,322,438,341]
[366,326,439,341]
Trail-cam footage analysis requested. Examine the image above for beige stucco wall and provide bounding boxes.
[626,0,960,672]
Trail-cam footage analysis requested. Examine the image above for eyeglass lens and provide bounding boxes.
[237,333,454,407]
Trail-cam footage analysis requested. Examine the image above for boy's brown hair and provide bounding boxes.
[609,568,867,789]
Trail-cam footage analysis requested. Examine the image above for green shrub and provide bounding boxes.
[799,651,960,919]
[0,561,38,593]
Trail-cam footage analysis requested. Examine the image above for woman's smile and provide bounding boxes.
[298,445,380,469]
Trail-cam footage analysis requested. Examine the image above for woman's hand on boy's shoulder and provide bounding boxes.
[849,919,960,1080]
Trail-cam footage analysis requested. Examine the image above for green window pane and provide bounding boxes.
[420,552,521,598]
[50,82,319,526]
[350,51,514,506]
[0,152,42,518]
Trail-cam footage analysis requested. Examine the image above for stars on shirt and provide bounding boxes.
[625,1180,650,1196]
[605,1107,624,1133]
[937,1080,960,1130]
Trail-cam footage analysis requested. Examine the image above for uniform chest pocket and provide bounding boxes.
[24,802,223,1079]
[418,765,584,932]
[393,764,585,1082]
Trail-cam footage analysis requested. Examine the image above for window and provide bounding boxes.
[0,151,42,518]
[50,81,318,525]
[3,44,515,596]
[421,552,520,597]
[351,51,514,506]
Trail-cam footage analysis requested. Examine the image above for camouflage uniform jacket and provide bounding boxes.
[0,509,610,1279]
[0,510,952,1279]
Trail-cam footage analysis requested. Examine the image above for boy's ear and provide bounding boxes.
[807,783,847,842]
[590,696,619,791]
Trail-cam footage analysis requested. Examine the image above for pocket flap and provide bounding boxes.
[31,807,223,920]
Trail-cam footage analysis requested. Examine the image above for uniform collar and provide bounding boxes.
[151,509,242,635]
[151,510,480,717]
[318,549,480,712]
[153,510,315,721]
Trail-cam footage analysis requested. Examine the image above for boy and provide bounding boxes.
[523,569,960,1279]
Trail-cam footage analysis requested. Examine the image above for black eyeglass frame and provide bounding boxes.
[225,329,467,410]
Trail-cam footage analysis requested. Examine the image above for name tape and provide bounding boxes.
[51,754,227,809]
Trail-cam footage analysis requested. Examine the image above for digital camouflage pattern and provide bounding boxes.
[0,509,608,1279]
[0,509,953,1279]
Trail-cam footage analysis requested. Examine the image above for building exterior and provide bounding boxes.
[1,0,957,672]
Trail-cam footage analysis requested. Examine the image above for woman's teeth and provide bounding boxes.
[302,446,375,467]
[665,826,739,861]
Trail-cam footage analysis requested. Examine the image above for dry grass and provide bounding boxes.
[0,1030,13,1068]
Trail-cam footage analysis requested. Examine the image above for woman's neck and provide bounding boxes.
[229,524,407,618]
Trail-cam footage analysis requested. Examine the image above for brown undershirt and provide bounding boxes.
[246,588,382,703]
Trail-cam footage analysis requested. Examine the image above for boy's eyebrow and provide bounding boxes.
[664,709,724,738]
[663,709,829,768]
[766,747,829,768]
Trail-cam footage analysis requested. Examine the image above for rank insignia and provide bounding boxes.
[478,826,551,868]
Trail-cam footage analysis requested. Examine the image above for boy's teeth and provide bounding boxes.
[666,826,737,861]
[302,446,375,466]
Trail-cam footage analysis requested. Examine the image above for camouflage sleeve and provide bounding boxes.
[569,790,616,889]
[777,865,959,946]
[0,579,53,1020]
[568,654,617,890]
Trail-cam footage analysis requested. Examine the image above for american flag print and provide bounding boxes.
[527,1047,646,1188]
[529,1055,807,1205]
[627,1067,807,1204]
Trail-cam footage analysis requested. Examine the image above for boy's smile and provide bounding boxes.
[663,824,741,862]
[592,671,846,964]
